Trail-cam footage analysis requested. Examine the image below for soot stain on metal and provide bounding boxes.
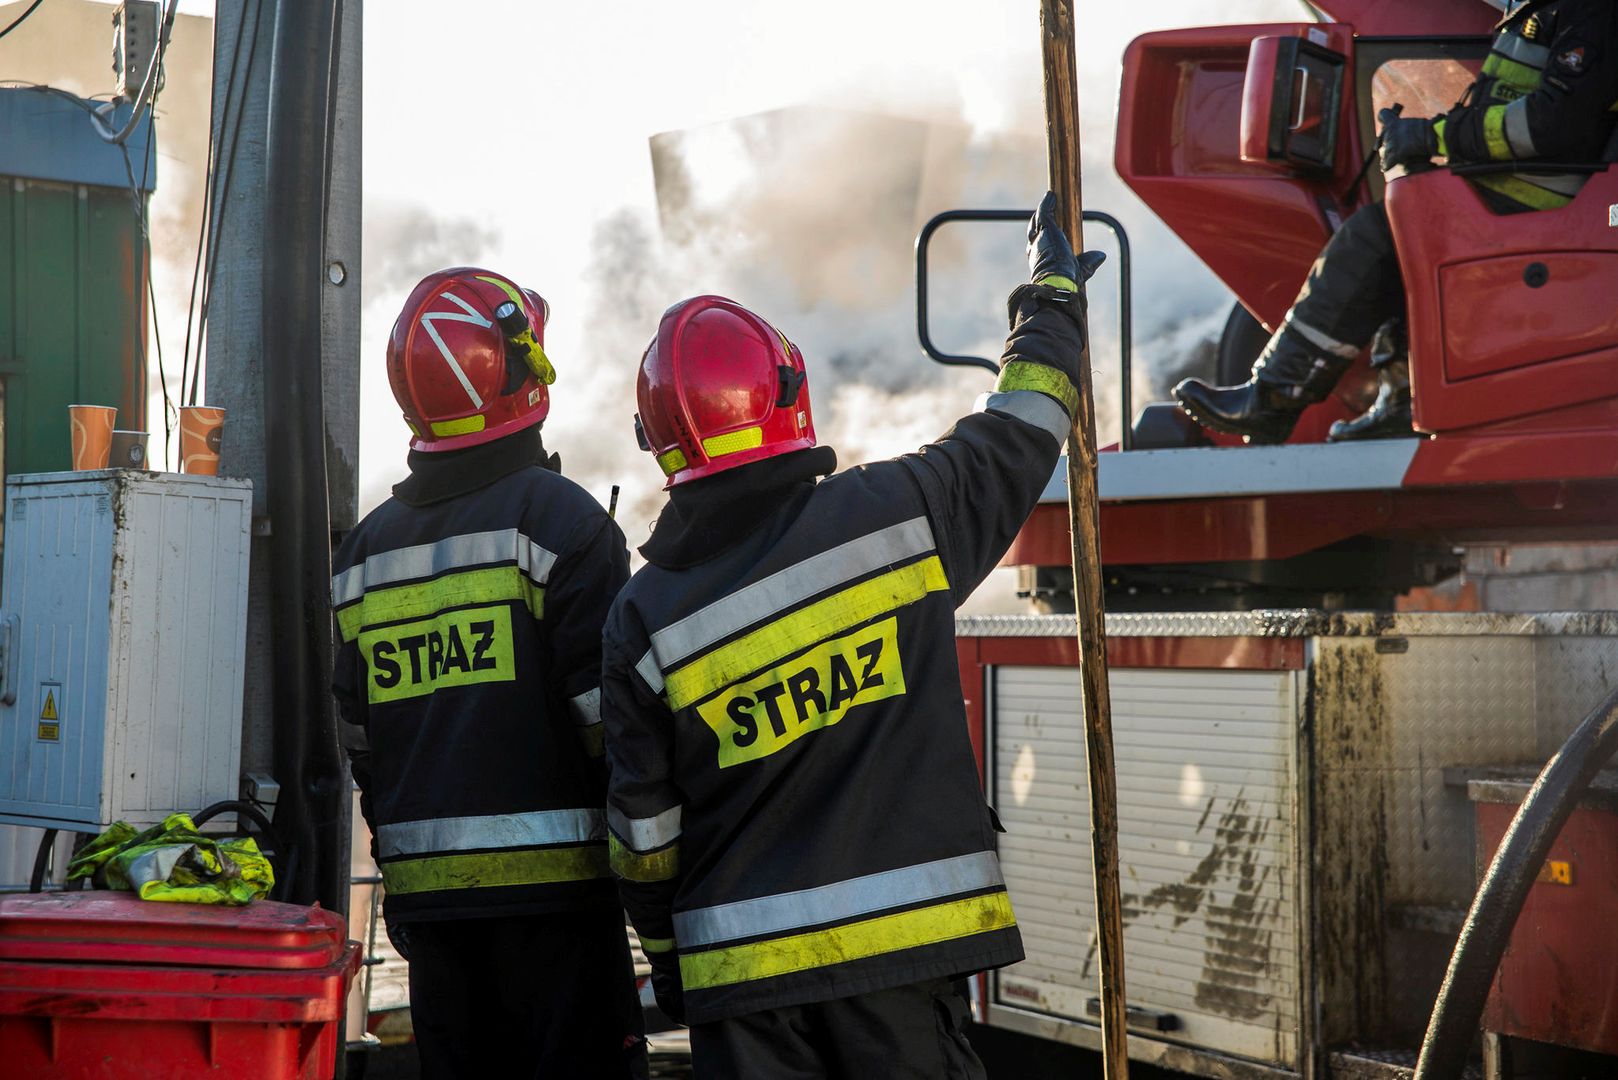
[1095,790,1282,1021]
[1313,642,1391,1043]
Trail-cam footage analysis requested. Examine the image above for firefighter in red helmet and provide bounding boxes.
[603,195,1103,1077]
[331,268,647,1079]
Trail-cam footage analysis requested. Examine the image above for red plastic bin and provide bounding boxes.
[0,891,359,1079]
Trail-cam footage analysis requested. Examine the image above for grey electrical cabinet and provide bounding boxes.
[0,470,251,830]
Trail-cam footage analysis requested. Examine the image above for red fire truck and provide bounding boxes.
[918,1,1618,1076]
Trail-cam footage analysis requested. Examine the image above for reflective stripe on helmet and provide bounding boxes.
[657,448,689,475]
[430,414,487,437]
[701,426,765,457]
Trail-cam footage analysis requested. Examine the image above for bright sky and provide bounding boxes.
[357,0,1298,521]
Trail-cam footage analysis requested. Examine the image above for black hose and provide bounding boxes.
[260,0,348,915]
[27,828,58,892]
[1414,682,1618,1079]
[192,798,288,885]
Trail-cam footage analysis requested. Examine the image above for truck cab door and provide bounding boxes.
[1117,23,1366,331]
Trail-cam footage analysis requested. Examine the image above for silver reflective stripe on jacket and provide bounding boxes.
[672,850,1004,948]
[377,808,605,858]
[1493,31,1550,68]
[1503,97,1538,157]
[977,390,1070,443]
[608,804,682,853]
[331,528,558,605]
[568,687,602,727]
[635,516,938,689]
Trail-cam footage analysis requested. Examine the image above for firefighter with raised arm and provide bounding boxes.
[1175,0,1618,444]
[331,269,646,1079]
[601,195,1103,1078]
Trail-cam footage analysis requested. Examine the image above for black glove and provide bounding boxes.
[385,918,413,963]
[650,961,685,1025]
[1379,109,1438,173]
[1027,190,1107,290]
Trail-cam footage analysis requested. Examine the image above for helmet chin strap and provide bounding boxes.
[776,366,806,407]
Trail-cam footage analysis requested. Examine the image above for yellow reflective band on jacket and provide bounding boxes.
[1482,105,1512,160]
[679,889,1016,990]
[702,426,765,458]
[1433,117,1449,156]
[662,556,949,712]
[359,606,516,704]
[698,617,906,768]
[1035,274,1078,293]
[1474,173,1575,210]
[381,844,610,895]
[337,565,544,642]
[610,834,681,883]
[996,361,1078,418]
[639,935,676,954]
[1481,52,1542,94]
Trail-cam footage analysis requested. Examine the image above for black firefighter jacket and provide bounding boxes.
[332,446,629,924]
[1436,0,1618,210]
[602,283,1087,1025]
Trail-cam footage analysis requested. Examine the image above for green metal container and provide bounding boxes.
[0,88,155,480]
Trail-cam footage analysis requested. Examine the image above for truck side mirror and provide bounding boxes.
[1241,35,1346,173]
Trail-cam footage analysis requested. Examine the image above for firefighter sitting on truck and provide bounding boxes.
[331,269,647,1080]
[601,194,1103,1078]
[1175,0,1618,445]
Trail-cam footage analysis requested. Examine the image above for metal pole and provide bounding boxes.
[261,0,346,916]
[1038,1,1130,1074]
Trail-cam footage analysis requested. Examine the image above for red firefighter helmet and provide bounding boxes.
[635,295,816,488]
[387,267,553,452]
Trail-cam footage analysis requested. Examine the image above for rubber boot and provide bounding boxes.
[1173,327,1352,445]
[1328,358,1413,441]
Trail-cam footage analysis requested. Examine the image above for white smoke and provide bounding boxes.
[356,0,1305,600]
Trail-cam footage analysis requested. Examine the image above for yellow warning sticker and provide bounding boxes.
[1536,859,1574,886]
[37,683,62,742]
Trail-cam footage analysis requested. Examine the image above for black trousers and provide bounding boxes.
[688,979,986,1080]
[406,909,648,1080]
[1288,201,1405,356]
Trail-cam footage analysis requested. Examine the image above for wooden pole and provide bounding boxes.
[1038,1,1130,1075]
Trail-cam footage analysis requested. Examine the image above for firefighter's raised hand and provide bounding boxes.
[1027,190,1106,293]
[1379,108,1439,173]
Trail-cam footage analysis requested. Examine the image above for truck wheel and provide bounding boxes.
[1217,302,1269,386]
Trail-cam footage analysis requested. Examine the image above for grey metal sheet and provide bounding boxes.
[1037,441,1420,504]
[958,610,1618,640]
[992,665,1301,1067]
